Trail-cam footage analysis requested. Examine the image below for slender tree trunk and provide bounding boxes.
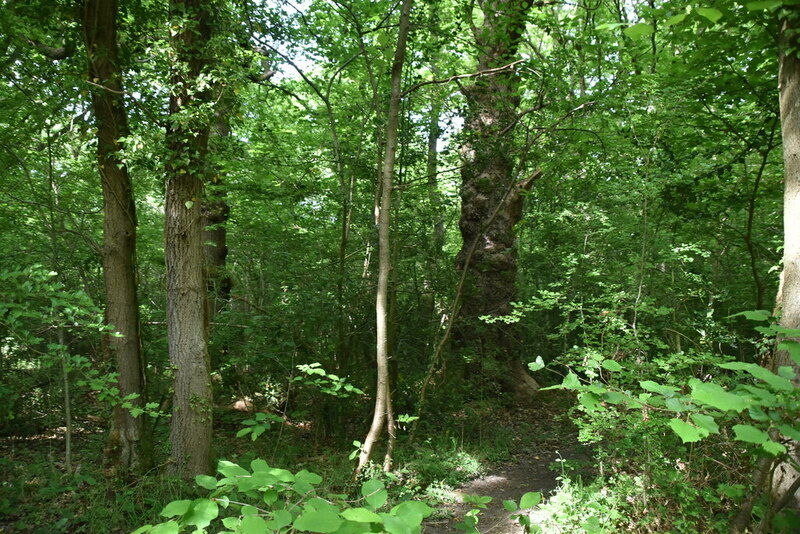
[81,0,149,473]
[355,0,413,477]
[166,0,214,478]
[203,110,232,319]
[456,0,538,399]
[772,4,800,514]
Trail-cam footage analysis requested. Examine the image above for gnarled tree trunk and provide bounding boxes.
[456,0,539,399]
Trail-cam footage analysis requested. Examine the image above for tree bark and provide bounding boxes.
[456,0,538,399]
[355,0,413,477]
[773,3,800,513]
[81,0,149,473]
[166,0,214,478]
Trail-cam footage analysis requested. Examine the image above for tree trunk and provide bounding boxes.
[166,0,214,478]
[203,109,232,319]
[355,0,413,477]
[773,3,800,513]
[81,0,149,473]
[456,0,538,399]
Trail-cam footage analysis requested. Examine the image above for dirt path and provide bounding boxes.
[425,395,585,534]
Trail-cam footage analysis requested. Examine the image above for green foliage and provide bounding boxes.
[292,364,365,398]
[236,412,285,441]
[133,460,434,534]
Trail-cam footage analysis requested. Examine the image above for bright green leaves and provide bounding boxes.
[688,380,748,412]
[669,418,703,443]
[294,498,343,533]
[236,412,284,441]
[669,414,721,443]
[293,363,365,398]
[623,23,654,39]
[341,508,382,523]
[136,460,435,534]
[718,362,795,391]
[696,7,723,23]
[361,478,388,510]
[664,13,688,26]
[732,424,787,455]
[157,498,218,530]
[519,491,542,509]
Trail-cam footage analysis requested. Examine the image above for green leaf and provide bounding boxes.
[762,440,787,456]
[690,381,748,412]
[718,362,794,391]
[217,460,249,478]
[562,372,581,390]
[390,501,433,526]
[624,23,654,38]
[697,7,723,22]
[730,309,771,321]
[341,508,382,523]
[184,200,194,209]
[665,397,687,412]
[778,340,800,365]
[251,459,269,472]
[747,0,782,9]
[520,492,542,509]
[669,418,703,443]
[362,479,387,510]
[149,522,179,534]
[502,500,518,512]
[778,424,800,441]
[184,499,218,529]
[640,380,680,397]
[603,391,628,405]
[240,514,269,534]
[160,499,191,518]
[294,506,343,533]
[665,13,688,26]
[380,514,412,534]
[528,356,545,372]
[733,424,768,444]
[578,392,604,411]
[195,474,218,490]
[266,509,294,530]
[601,360,622,372]
[690,413,719,435]
[131,526,153,534]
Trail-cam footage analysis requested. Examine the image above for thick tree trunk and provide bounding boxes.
[355,0,413,477]
[166,0,214,478]
[773,4,800,514]
[81,0,149,473]
[456,0,538,399]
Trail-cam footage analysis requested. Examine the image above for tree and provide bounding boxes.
[81,0,149,473]
[772,1,800,516]
[356,0,413,477]
[165,0,215,478]
[455,0,539,398]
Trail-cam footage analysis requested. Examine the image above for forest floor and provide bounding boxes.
[425,392,589,534]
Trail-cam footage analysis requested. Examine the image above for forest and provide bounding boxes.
[0,0,799,532]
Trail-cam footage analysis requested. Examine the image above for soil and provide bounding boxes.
[424,392,588,534]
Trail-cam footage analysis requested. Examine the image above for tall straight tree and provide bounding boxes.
[81,0,149,472]
[355,0,413,477]
[772,2,800,516]
[455,0,538,398]
[165,0,215,478]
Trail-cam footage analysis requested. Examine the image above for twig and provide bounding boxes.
[400,59,525,98]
